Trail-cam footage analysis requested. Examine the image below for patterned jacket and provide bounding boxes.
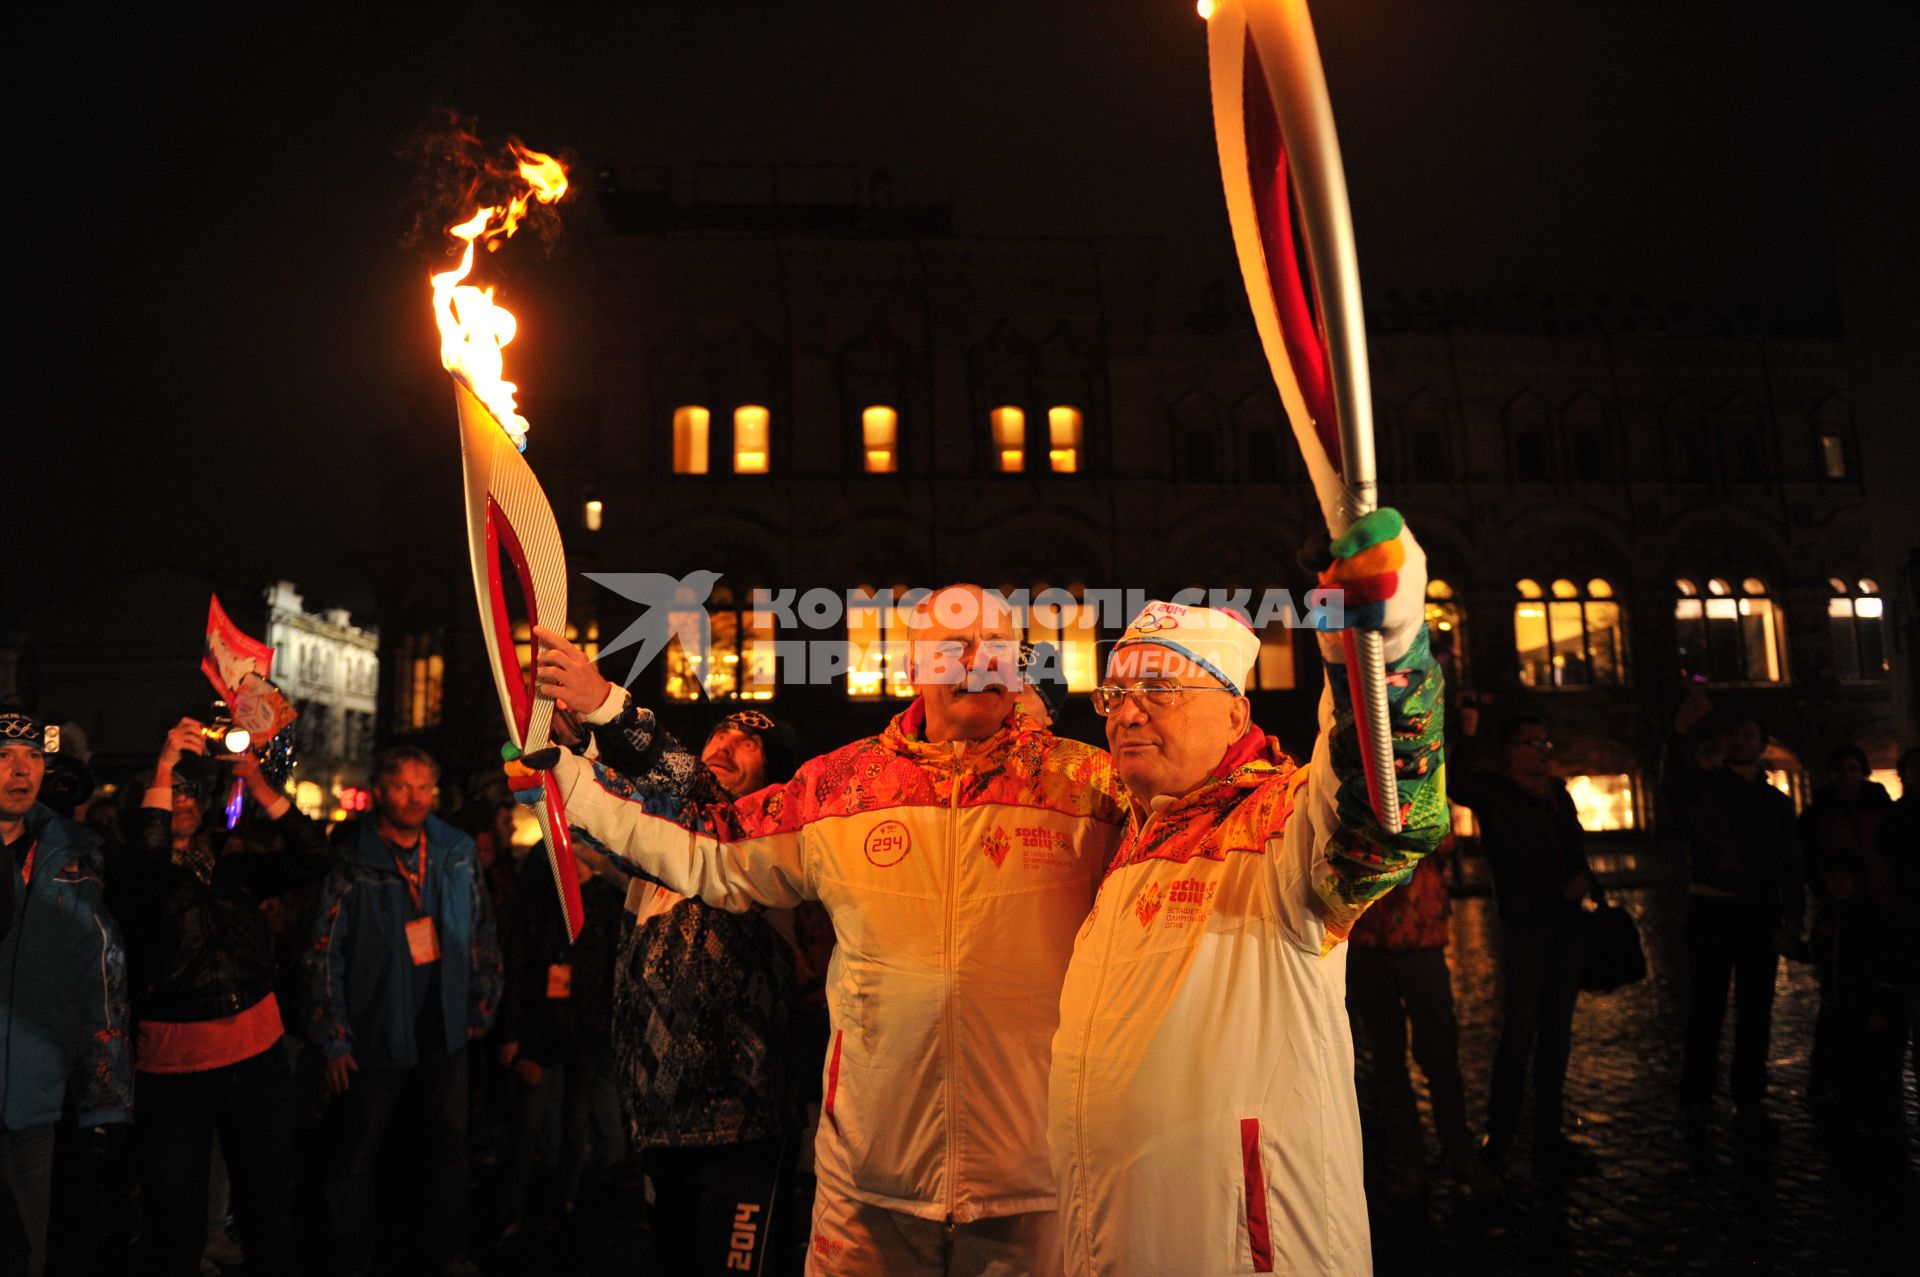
[549,700,1126,1224]
[1,803,132,1128]
[572,704,806,1150]
[1049,628,1446,1277]
[302,816,501,1068]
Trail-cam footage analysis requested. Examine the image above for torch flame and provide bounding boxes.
[430,142,569,452]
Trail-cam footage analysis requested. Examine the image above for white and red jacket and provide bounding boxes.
[1051,639,1448,1276]
[549,701,1126,1224]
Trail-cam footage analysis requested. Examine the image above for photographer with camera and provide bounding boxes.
[0,710,132,1277]
[108,714,334,1277]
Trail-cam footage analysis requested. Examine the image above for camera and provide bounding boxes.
[200,701,252,756]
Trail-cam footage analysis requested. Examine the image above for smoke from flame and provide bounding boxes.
[429,139,569,451]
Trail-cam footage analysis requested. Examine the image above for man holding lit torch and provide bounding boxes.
[1047,513,1446,1276]
[521,586,1124,1277]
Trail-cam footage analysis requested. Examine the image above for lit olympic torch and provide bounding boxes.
[430,143,588,938]
[1204,0,1401,831]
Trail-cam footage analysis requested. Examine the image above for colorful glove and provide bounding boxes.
[501,741,563,806]
[1316,508,1427,663]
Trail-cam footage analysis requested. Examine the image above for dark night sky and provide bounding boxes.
[13,1,1914,613]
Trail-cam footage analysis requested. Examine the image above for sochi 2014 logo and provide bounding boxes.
[1134,881,1165,928]
[863,819,912,868]
[982,827,1011,868]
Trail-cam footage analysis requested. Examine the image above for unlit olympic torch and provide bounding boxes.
[1205,0,1401,832]
[432,143,587,939]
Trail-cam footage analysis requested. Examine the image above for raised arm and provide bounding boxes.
[532,747,816,912]
[1284,511,1449,950]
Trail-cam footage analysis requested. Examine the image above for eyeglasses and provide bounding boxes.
[1091,681,1238,716]
[918,639,1022,665]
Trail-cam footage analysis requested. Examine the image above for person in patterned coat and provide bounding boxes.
[589,704,808,1277]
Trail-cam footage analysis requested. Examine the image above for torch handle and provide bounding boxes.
[1345,629,1402,834]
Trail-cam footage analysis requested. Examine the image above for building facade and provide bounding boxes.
[263,580,381,811]
[374,172,1902,831]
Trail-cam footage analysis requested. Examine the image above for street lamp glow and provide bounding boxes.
[1197,0,1217,20]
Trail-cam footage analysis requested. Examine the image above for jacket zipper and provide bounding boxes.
[1072,806,1154,1274]
[944,740,963,1225]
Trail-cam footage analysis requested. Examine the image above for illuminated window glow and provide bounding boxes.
[992,406,1026,473]
[1426,577,1467,676]
[673,405,710,475]
[1828,578,1889,680]
[1567,773,1636,831]
[1820,434,1847,479]
[666,590,775,701]
[1023,587,1101,692]
[1048,406,1083,473]
[734,405,771,474]
[584,499,603,532]
[847,587,920,701]
[862,406,899,474]
[1514,577,1627,688]
[1675,576,1785,684]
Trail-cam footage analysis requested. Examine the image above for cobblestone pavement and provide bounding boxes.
[1362,887,1920,1276]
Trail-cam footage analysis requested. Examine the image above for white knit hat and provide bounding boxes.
[1110,601,1260,696]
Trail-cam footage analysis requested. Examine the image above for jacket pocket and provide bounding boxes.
[832,959,945,1203]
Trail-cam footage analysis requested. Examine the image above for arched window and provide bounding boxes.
[847,584,920,701]
[1425,578,1467,678]
[1674,576,1786,684]
[672,405,710,475]
[862,405,899,474]
[991,406,1026,473]
[733,405,771,475]
[1513,577,1627,688]
[665,586,776,702]
[1828,577,1889,681]
[1047,406,1084,474]
[1018,584,1099,691]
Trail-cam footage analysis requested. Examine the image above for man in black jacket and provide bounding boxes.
[1663,688,1802,1130]
[1453,703,1600,1177]
[112,716,334,1277]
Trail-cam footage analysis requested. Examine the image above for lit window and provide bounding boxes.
[1426,578,1467,677]
[665,588,775,701]
[991,406,1026,473]
[395,633,445,730]
[1249,617,1295,691]
[1514,576,1627,688]
[862,406,899,474]
[1820,434,1848,480]
[1048,406,1083,473]
[734,405,771,474]
[1828,578,1889,681]
[584,499,603,532]
[1675,575,1785,684]
[513,620,600,679]
[1022,586,1100,692]
[1566,773,1637,831]
[673,406,710,475]
[1870,768,1904,801]
[847,586,920,701]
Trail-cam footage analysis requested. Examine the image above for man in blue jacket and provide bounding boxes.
[0,710,132,1277]
[304,745,501,1277]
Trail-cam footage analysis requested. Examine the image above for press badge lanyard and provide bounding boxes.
[392,838,428,914]
[393,837,443,966]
